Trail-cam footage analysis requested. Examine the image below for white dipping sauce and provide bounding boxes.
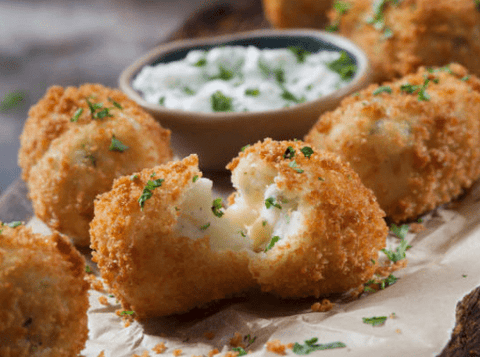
[132,46,355,113]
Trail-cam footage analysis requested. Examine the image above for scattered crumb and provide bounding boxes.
[223,352,239,357]
[409,222,426,233]
[98,295,109,306]
[152,342,167,354]
[395,329,402,334]
[97,352,105,357]
[173,349,183,357]
[230,332,245,348]
[286,343,294,349]
[389,312,397,319]
[132,351,150,357]
[115,309,135,327]
[204,331,215,340]
[265,340,287,355]
[208,348,220,357]
[374,259,408,277]
[311,299,334,312]
[86,274,105,291]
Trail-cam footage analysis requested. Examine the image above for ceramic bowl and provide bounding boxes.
[119,29,370,171]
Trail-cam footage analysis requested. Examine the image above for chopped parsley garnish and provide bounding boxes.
[6,221,22,228]
[150,172,157,177]
[241,144,250,152]
[232,347,247,356]
[211,91,233,112]
[383,27,394,39]
[475,0,480,11]
[192,175,199,182]
[463,274,468,278]
[211,198,224,217]
[326,23,339,32]
[264,236,281,252]
[120,310,135,316]
[382,237,410,263]
[258,60,285,84]
[193,58,207,67]
[400,77,431,101]
[283,146,296,159]
[288,46,311,63]
[84,154,96,167]
[301,146,314,158]
[265,197,282,209]
[289,160,304,173]
[245,88,260,97]
[318,177,325,181]
[130,174,139,180]
[362,316,387,326]
[390,223,409,239]
[95,107,113,119]
[461,75,470,81]
[86,98,104,118]
[373,85,392,95]
[364,274,398,291]
[158,97,166,106]
[244,334,256,346]
[281,89,305,103]
[262,220,267,226]
[239,230,247,237]
[0,90,26,112]
[292,338,346,355]
[70,108,83,122]
[138,178,165,209]
[85,265,92,273]
[200,222,211,231]
[210,65,235,81]
[183,86,196,95]
[327,51,357,81]
[109,135,129,152]
[108,97,123,109]
[326,0,352,32]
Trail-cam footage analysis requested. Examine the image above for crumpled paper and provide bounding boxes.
[27,177,480,357]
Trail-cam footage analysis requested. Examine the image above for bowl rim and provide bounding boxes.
[119,28,370,123]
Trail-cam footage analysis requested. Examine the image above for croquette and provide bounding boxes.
[0,222,89,357]
[91,140,387,317]
[90,155,256,319]
[18,84,173,246]
[226,139,387,297]
[262,0,332,29]
[328,0,480,82]
[306,63,480,222]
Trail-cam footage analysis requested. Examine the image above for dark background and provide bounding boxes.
[0,0,207,194]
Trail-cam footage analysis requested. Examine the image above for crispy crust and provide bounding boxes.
[306,64,480,222]
[329,0,480,82]
[262,0,332,29]
[0,224,89,357]
[90,155,256,319]
[18,84,173,245]
[229,139,388,298]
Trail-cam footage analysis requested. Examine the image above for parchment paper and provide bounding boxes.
[27,177,480,357]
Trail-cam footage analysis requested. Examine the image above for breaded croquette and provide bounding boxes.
[91,140,387,317]
[18,84,173,246]
[328,0,480,82]
[90,155,256,319]
[306,63,480,223]
[0,222,89,356]
[226,139,387,298]
[263,0,332,29]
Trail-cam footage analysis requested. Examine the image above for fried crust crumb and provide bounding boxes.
[311,299,334,312]
[86,274,104,292]
[98,295,109,306]
[208,348,220,357]
[97,352,105,357]
[229,332,245,348]
[132,351,149,357]
[265,340,287,355]
[152,342,167,354]
[409,223,426,234]
[204,332,215,340]
[173,349,183,356]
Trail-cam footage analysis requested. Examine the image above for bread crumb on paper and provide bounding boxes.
[204,331,215,340]
[97,352,105,357]
[86,274,105,292]
[152,342,167,354]
[208,348,220,357]
[173,349,183,356]
[311,298,334,312]
[409,222,426,233]
[132,351,150,357]
[265,340,287,355]
[98,295,109,306]
[230,332,245,348]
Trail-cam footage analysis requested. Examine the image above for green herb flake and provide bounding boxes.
[70,108,84,122]
[292,338,346,355]
[0,90,27,112]
[289,160,304,173]
[383,27,394,39]
[192,175,199,183]
[264,236,281,252]
[283,146,296,159]
[86,98,103,118]
[265,197,282,210]
[325,23,339,32]
[362,316,387,326]
[461,75,470,81]
[475,0,480,11]
[318,177,325,181]
[109,135,129,152]
[239,231,247,237]
[373,85,392,95]
[200,222,211,231]
[130,174,139,181]
[381,274,398,289]
[5,221,22,228]
[211,91,233,112]
[120,310,135,316]
[301,146,314,158]
[463,274,468,278]
[210,65,235,81]
[281,89,305,104]
[158,97,166,106]
[382,237,411,263]
[85,265,92,274]
[232,347,247,356]
[150,172,156,178]
[211,198,224,218]
[95,107,113,119]
[327,51,357,81]
[245,88,260,97]
[391,223,409,239]
[262,220,267,227]
[138,178,165,209]
[288,46,311,63]
[244,334,256,346]
[193,58,207,67]
[108,97,123,110]
[183,86,195,95]
[241,144,250,152]
[334,0,352,14]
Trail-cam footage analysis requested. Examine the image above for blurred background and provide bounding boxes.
[0,0,209,194]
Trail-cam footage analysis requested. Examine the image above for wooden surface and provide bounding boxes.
[1,0,479,355]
